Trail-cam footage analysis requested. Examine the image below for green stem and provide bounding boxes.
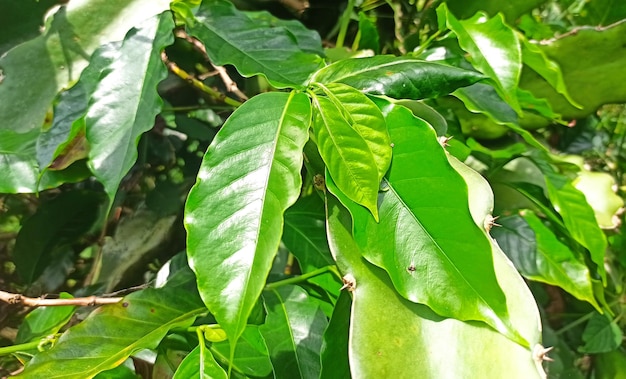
[0,340,41,356]
[336,0,356,48]
[265,266,336,290]
[413,29,443,57]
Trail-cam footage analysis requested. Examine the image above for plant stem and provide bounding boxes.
[336,0,356,48]
[0,341,40,356]
[413,29,443,56]
[264,266,336,290]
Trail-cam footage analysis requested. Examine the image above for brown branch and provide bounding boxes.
[0,291,122,307]
[174,29,248,101]
[161,51,243,108]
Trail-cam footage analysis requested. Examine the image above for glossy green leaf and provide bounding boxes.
[36,42,120,172]
[520,37,581,109]
[260,285,328,379]
[325,194,544,378]
[13,190,105,283]
[185,92,311,351]
[580,313,623,354]
[438,3,522,113]
[330,98,523,344]
[95,363,140,379]
[283,195,334,272]
[0,0,171,135]
[173,345,227,379]
[444,0,548,23]
[319,291,351,379]
[492,212,600,309]
[311,55,485,100]
[211,326,273,377]
[16,293,76,344]
[185,0,323,89]
[85,12,174,204]
[311,93,380,221]
[316,82,391,183]
[531,157,608,284]
[17,269,207,379]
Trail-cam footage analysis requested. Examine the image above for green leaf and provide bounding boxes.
[185,0,323,89]
[173,346,227,379]
[18,269,206,379]
[16,293,76,344]
[283,195,334,272]
[211,326,273,377]
[185,92,311,351]
[520,37,582,109]
[531,157,608,284]
[310,93,381,221]
[36,42,120,171]
[580,313,623,354]
[357,12,380,53]
[325,194,544,378]
[452,83,548,151]
[85,12,174,204]
[311,56,485,100]
[13,190,105,283]
[492,213,600,310]
[0,0,172,135]
[316,82,391,183]
[438,3,522,114]
[328,99,524,345]
[319,291,351,379]
[260,285,328,379]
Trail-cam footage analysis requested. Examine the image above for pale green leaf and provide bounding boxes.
[581,313,623,354]
[325,194,544,378]
[184,92,311,351]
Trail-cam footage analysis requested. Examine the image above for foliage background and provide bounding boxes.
[1,0,626,378]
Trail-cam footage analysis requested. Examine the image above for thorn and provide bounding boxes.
[532,344,554,363]
[438,135,453,147]
[340,274,356,292]
[484,215,501,232]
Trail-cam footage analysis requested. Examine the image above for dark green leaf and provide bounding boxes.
[319,291,351,379]
[86,12,174,204]
[173,345,228,379]
[311,56,485,100]
[283,195,334,272]
[357,12,380,53]
[185,92,311,350]
[580,313,623,354]
[260,285,328,379]
[185,0,323,89]
[17,270,206,379]
[13,190,105,283]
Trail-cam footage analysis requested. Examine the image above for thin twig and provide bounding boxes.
[174,30,248,101]
[161,51,243,108]
[0,291,122,307]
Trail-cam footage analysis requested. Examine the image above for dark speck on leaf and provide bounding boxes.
[122,302,129,307]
